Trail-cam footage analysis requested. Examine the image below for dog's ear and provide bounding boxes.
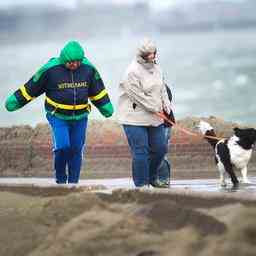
[233,127,242,137]
[247,128,256,141]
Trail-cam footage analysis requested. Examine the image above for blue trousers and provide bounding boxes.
[46,114,88,184]
[157,127,172,183]
[123,124,168,187]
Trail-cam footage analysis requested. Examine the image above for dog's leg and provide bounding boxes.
[217,162,227,187]
[241,167,251,183]
[220,172,227,187]
[224,162,239,187]
[217,143,239,187]
[220,173,227,187]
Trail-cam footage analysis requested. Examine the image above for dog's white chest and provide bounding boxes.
[228,136,252,169]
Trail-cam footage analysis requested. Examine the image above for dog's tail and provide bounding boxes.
[198,120,219,148]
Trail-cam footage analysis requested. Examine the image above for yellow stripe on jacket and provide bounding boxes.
[89,89,107,101]
[20,85,35,101]
[45,96,89,110]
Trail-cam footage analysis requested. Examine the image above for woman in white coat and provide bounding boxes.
[117,38,172,187]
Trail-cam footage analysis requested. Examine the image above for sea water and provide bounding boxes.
[1,28,256,127]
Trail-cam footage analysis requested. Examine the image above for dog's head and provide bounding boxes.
[198,120,214,134]
[233,127,256,149]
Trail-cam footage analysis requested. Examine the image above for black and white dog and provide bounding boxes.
[198,120,256,187]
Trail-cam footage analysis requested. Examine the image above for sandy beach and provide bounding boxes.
[1,182,256,256]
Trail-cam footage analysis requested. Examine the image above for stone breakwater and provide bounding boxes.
[0,117,256,179]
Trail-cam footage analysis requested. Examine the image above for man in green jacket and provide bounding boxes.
[5,40,114,185]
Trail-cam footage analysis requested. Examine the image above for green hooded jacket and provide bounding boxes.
[5,40,114,120]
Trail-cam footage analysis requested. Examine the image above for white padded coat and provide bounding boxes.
[117,39,171,126]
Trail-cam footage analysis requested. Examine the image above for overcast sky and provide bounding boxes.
[0,0,246,10]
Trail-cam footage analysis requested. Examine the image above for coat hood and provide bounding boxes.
[59,41,85,64]
[136,38,157,70]
[137,38,157,57]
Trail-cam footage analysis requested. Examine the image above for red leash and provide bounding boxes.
[156,112,225,141]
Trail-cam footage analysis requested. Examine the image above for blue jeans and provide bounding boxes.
[46,113,88,184]
[157,127,172,183]
[123,124,168,187]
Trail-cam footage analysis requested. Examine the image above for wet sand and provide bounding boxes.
[1,184,256,256]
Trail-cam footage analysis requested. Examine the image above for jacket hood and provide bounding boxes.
[136,38,157,70]
[137,38,156,57]
[59,41,84,64]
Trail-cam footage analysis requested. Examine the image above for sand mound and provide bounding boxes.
[1,116,252,145]
[1,187,256,256]
[2,116,256,179]
[134,199,226,235]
